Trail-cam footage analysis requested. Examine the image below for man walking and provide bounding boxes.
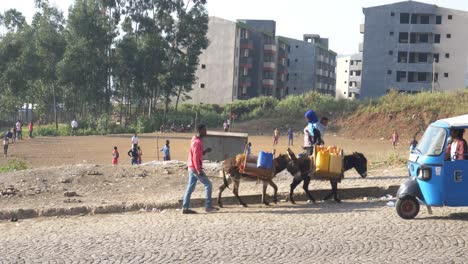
[182,124,219,214]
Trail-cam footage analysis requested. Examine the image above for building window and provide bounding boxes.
[399,32,409,43]
[345,70,347,73]
[445,53,450,58]
[444,73,449,78]
[433,53,439,62]
[436,16,442,24]
[200,83,205,88]
[391,12,395,16]
[243,49,249,57]
[417,72,427,82]
[388,50,393,55]
[344,81,347,84]
[389,31,394,36]
[446,34,451,38]
[434,73,439,82]
[400,13,410,24]
[448,15,453,20]
[295,45,299,48]
[243,68,248,76]
[387,70,392,75]
[420,15,430,24]
[201,64,206,69]
[396,71,407,82]
[294,59,298,62]
[398,51,408,63]
[434,34,440,43]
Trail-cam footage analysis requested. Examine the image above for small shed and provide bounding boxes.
[203,131,248,161]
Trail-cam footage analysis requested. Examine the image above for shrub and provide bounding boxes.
[0,159,28,173]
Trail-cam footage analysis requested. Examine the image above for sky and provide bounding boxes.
[2,0,468,55]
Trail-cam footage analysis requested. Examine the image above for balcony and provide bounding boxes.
[263,61,276,70]
[358,42,363,52]
[240,58,253,69]
[349,75,361,82]
[350,63,362,71]
[262,79,275,87]
[348,87,361,94]
[276,80,286,88]
[397,43,433,53]
[240,39,253,50]
[239,77,251,87]
[360,24,365,34]
[264,44,277,53]
[277,64,288,74]
[398,24,436,34]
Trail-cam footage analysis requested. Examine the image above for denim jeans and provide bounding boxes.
[182,169,212,209]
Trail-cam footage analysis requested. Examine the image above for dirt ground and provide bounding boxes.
[0,130,409,169]
[0,130,409,214]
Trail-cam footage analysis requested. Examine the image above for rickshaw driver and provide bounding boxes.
[444,128,468,161]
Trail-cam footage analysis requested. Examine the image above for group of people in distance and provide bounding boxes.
[111,133,171,166]
[3,120,33,158]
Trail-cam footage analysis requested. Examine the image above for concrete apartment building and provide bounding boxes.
[336,53,362,100]
[284,35,337,97]
[189,17,336,104]
[189,17,289,104]
[361,1,468,98]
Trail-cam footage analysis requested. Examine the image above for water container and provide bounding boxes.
[329,154,342,174]
[257,151,273,169]
[315,150,330,173]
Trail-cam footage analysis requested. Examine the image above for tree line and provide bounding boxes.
[0,0,208,129]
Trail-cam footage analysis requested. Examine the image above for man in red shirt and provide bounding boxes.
[182,124,219,214]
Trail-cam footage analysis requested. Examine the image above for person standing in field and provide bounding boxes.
[127,145,139,165]
[71,119,78,136]
[28,121,33,138]
[15,120,22,140]
[131,133,138,147]
[112,146,119,165]
[392,130,399,149]
[160,140,171,161]
[182,124,218,214]
[137,146,143,164]
[3,135,9,157]
[287,127,294,146]
[273,128,279,146]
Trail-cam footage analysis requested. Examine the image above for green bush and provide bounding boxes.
[0,159,28,173]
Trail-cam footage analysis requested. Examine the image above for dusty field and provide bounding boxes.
[0,130,409,169]
[0,130,409,214]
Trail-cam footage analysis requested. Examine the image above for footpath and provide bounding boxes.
[0,161,407,220]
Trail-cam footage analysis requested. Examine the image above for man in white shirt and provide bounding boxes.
[131,133,138,147]
[71,119,78,136]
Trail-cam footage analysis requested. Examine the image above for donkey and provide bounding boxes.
[218,153,291,208]
[285,148,368,203]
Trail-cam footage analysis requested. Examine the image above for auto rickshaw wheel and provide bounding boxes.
[396,196,420,219]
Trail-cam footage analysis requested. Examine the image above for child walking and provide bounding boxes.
[112,146,119,165]
[160,140,171,161]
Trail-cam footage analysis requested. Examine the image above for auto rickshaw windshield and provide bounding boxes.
[413,125,446,156]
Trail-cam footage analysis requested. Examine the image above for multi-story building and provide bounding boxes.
[189,17,336,104]
[284,35,337,97]
[336,53,362,100]
[361,0,468,98]
[189,17,289,104]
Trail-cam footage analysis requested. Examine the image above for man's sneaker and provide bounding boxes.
[182,209,197,214]
[205,207,220,213]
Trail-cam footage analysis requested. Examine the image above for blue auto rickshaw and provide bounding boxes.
[396,114,468,219]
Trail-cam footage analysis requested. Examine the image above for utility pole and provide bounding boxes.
[431,57,435,93]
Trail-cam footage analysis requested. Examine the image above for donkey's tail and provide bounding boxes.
[222,168,230,189]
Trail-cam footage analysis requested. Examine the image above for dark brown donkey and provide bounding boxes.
[218,153,290,207]
[285,148,368,203]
